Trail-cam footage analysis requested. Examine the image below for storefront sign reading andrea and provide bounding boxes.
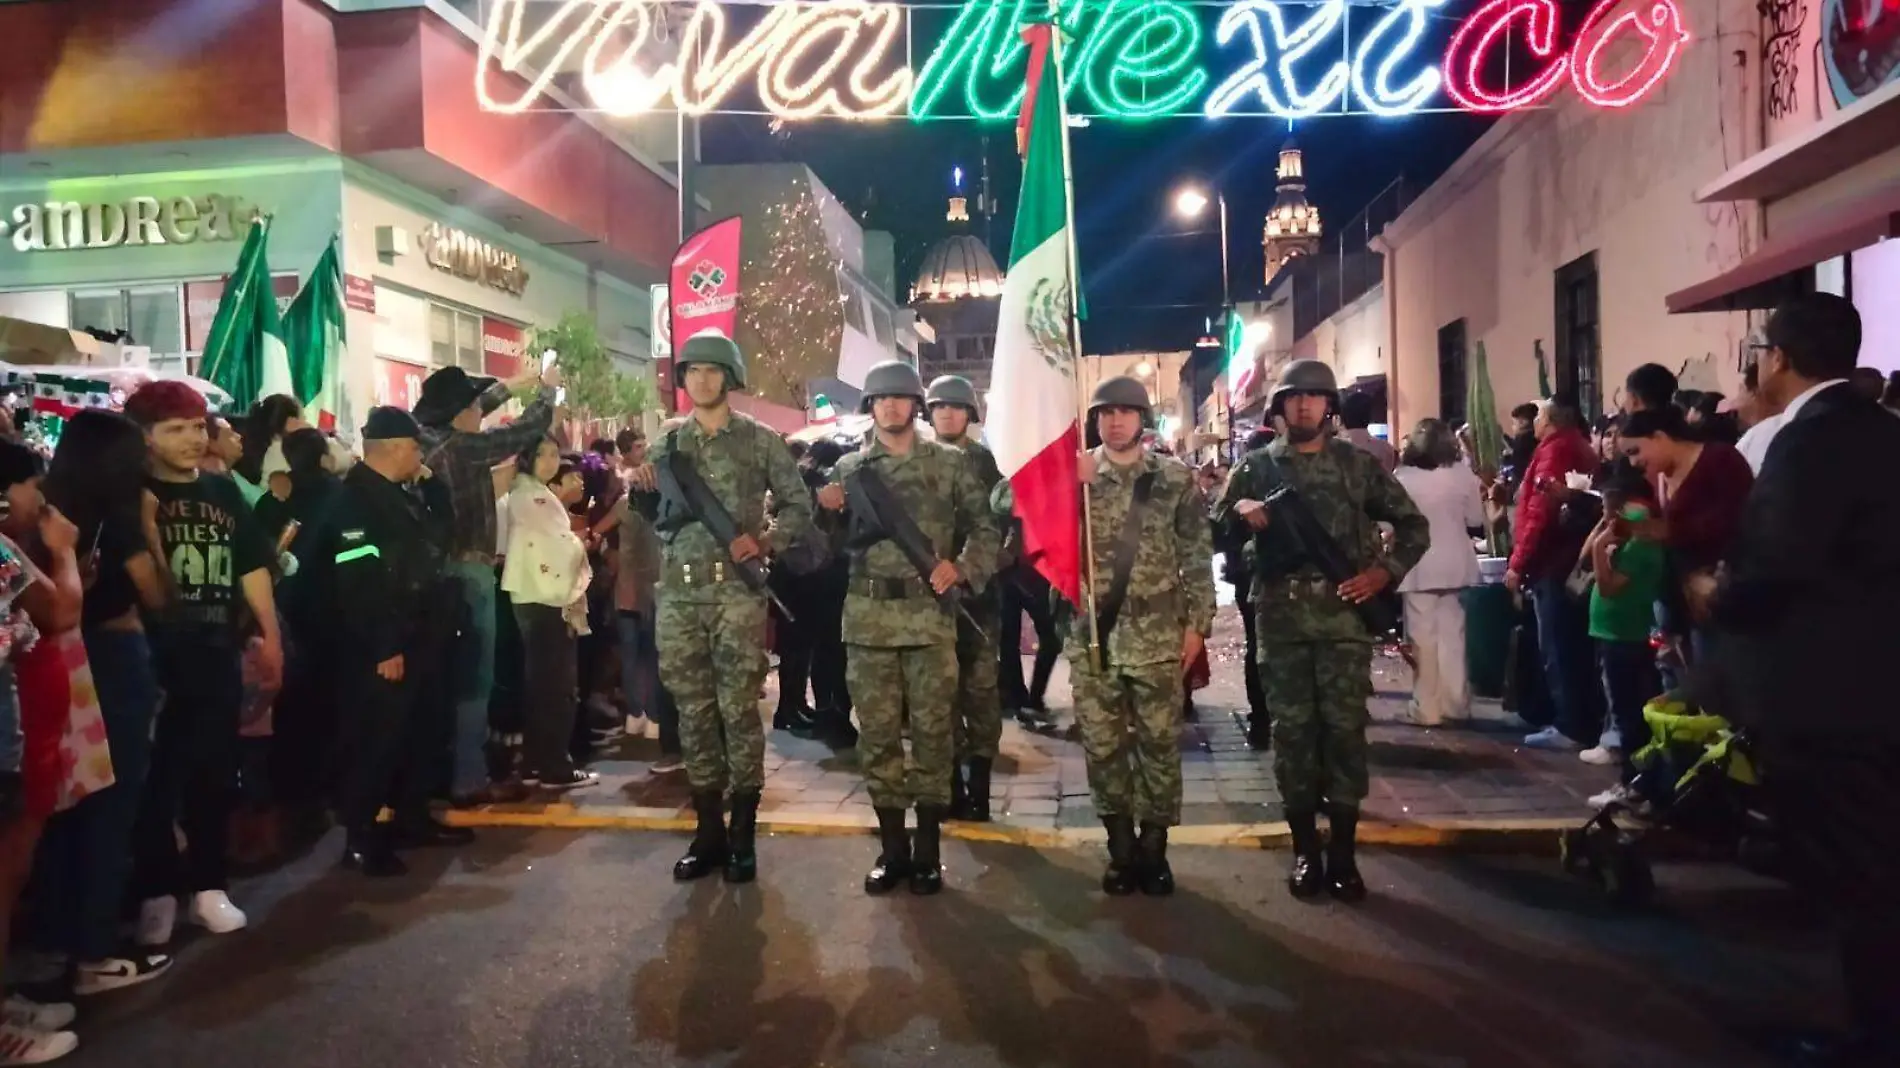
[0,193,261,253]
[418,222,530,297]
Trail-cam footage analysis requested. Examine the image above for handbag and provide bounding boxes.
[52,631,114,811]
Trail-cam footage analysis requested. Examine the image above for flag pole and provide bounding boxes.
[1046,3,1099,663]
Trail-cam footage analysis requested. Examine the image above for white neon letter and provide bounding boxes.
[1350,0,1445,116]
[1205,0,1349,119]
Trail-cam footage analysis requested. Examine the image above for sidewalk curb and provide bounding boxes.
[441,804,1574,854]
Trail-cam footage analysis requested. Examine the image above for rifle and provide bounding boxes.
[654,442,794,621]
[1253,461,1403,640]
[844,466,986,636]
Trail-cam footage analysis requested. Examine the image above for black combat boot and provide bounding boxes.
[1136,822,1174,896]
[1101,815,1139,896]
[864,807,911,894]
[672,791,729,881]
[964,757,994,823]
[947,763,970,820]
[341,826,406,878]
[724,789,761,884]
[1286,809,1326,900]
[910,805,946,895]
[1326,805,1367,903]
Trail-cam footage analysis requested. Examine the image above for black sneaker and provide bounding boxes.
[535,769,600,792]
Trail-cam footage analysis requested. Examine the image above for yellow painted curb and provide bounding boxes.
[439,803,1575,853]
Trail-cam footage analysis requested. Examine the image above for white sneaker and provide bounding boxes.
[1523,727,1581,751]
[134,896,176,947]
[1,998,74,1033]
[1579,745,1622,766]
[0,1021,76,1065]
[1599,727,1623,750]
[72,955,171,996]
[1589,782,1641,810]
[186,890,247,935]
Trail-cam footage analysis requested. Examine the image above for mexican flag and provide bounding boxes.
[283,236,346,430]
[988,12,1081,606]
[199,217,293,410]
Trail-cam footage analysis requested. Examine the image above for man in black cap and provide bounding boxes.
[413,362,562,806]
[325,406,469,876]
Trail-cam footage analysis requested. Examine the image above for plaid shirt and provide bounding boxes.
[418,384,557,560]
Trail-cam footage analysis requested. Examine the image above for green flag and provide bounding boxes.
[199,218,290,410]
[283,236,345,421]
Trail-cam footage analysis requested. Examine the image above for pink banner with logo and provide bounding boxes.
[669,217,741,410]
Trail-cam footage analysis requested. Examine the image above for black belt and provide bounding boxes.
[1093,590,1177,619]
[665,560,735,587]
[856,576,931,601]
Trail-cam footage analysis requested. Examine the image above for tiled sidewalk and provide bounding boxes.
[460,607,1611,845]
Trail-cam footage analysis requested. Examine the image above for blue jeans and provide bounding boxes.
[30,628,159,961]
[1529,575,1599,743]
[1597,639,1659,780]
[617,611,679,755]
[447,561,499,793]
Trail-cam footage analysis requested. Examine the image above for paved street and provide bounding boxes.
[484,606,1608,843]
[69,830,1833,1067]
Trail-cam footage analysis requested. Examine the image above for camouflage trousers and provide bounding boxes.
[953,604,1003,761]
[846,642,957,809]
[657,595,769,794]
[1071,659,1184,826]
[1259,640,1373,813]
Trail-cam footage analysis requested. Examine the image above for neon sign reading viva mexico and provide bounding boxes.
[477,0,1691,121]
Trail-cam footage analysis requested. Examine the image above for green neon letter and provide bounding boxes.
[1076,0,1207,118]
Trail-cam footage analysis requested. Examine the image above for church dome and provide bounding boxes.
[912,234,1004,302]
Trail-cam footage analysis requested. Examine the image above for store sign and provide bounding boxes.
[374,357,430,410]
[482,317,526,378]
[344,273,377,314]
[476,0,1690,121]
[417,222,529,296]
[1,193,260,253]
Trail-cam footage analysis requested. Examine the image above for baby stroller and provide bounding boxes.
[1559,691,1775,905]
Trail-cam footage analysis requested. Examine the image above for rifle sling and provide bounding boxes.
[1094,470,1158,662]
[850,466,941,589]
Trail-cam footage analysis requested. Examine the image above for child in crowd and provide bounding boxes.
[1581,466,1666,809]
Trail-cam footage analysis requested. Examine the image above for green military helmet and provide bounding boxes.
[924,374,980,416]
[673,331,747,391]
[859,359,927,413]
[1087,375,1153,419]
[1269,358,1339,415]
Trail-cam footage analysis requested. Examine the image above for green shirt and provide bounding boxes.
[1588,537,1664,642]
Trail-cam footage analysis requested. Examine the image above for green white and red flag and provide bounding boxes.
[989,10,1081,605]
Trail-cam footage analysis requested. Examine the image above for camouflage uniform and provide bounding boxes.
[652,413,812,795]
[1071,447,1216,828]
[937,431,1005,762]
[1215,437,1427,813]
[834,438,998,810]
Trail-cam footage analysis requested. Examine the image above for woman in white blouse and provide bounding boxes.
[1393,420,1486,725]
[501,437,597,790]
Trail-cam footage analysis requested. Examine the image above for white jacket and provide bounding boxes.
[500,474,592,623]
[1393,463,1485,592]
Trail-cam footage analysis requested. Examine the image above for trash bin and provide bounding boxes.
[1464,558,1512,699]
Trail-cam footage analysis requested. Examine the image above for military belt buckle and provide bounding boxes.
[678,561,728,586]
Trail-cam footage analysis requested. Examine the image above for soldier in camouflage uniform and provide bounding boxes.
[1071,377,1216,896]
[925,375,1006,823]
[648,333,812,885]
[1214,360,1428,902]
[817,361,997,896]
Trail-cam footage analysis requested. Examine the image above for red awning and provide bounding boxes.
[1666,185,1900,314]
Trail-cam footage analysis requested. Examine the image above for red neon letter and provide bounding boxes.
[1569,0,1690,108]
[1443,0,1570,113]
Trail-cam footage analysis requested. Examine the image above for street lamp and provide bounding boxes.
[1172,183,1230,308]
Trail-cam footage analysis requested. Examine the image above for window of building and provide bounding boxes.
[1553,252,1602,420]
[429,302,482,370]
[68,287,184,354]
[1436,318,1467,424]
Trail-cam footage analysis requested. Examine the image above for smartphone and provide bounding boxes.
[555,386,567,406]
[542,348,559,372]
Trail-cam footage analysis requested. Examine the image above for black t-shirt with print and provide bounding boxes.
[147,473,272,644]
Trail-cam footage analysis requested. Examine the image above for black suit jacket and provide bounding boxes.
[1710,382,1900,739]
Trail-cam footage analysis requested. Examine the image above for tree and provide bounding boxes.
[735,187,845,409]
[525,310,655,429]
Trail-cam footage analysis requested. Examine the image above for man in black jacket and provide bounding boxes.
[327,407,471,876]
[1702,293,1899,1066]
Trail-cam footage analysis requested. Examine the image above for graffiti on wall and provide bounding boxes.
[1760,0,1805,118]
[1822,0,1900,108]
